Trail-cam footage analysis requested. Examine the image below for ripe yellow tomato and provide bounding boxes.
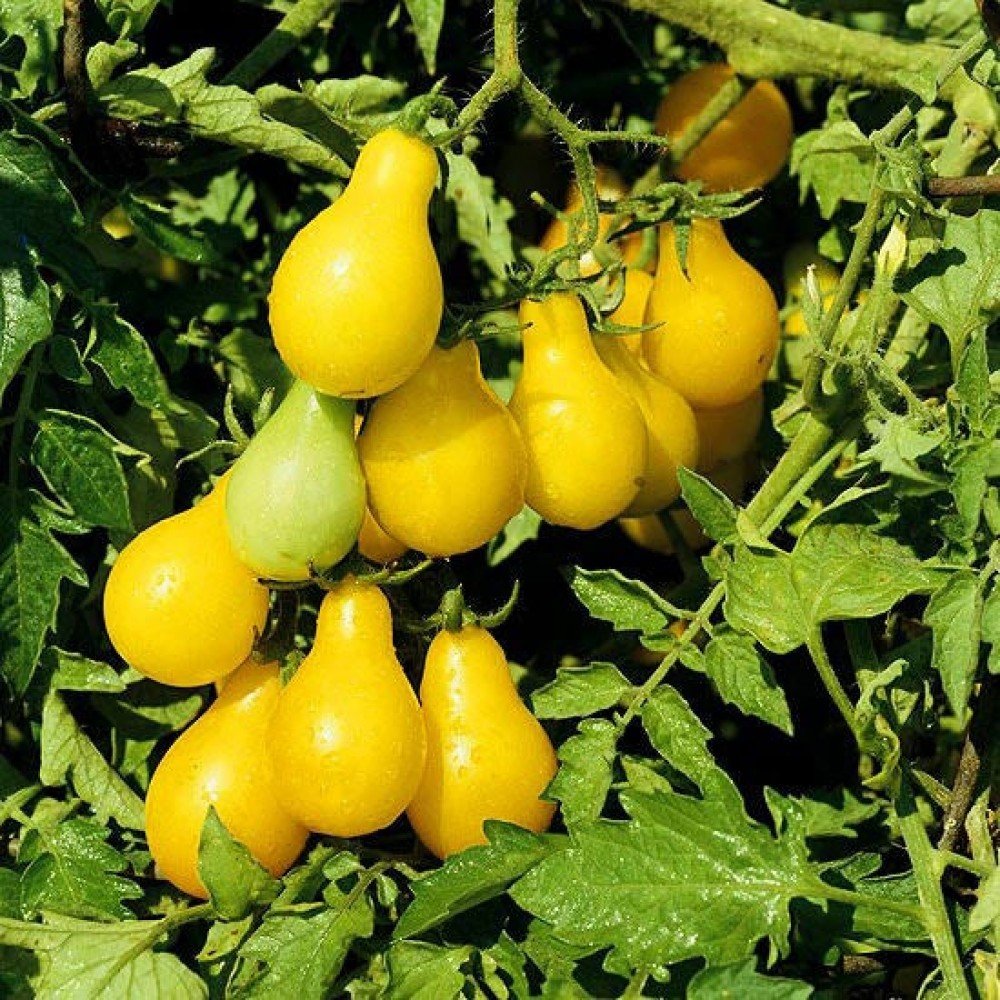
[103,476,270,687]
[359,341,527,557]
[267,578,425,837]
[644,218,779,409]
[145,659,308,898]
[268,129,443,398]
[655,64,793,192]
[407,626,557,859]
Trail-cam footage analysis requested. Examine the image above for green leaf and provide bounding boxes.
[197,808,279,921]
[791,120,875,219]
[701,632,793,735]
[444,150,517,285]
[547,719,617,829]
[687,959,814,999]
[100,49,350,175]
[39,691,145,830]
[403,0,446,74]
[924,571,982,717]
[531,662,632,719]
[511,790,819,968]
[217,330,293,412]
[956,331,990,432]
[0,0,62,95]
[19,818,142,921]
[486,506,541,566]
[121,195,218,266]
[898,207,1000,356]
[679,467,738,543]
[566,567,679,635]
[394,824,553,939]
[641,685,741,805]
[44,649,127,694]
[982,583,1000,674]
[0,489,86,693]
[230,886,374,998]
[31,410,133,531]
[725,525,940,655]
[764,788,880,841]
[0,914,208,998]
[384,941,470,1000]
[970,867,1000,934]
[0,251,51,405]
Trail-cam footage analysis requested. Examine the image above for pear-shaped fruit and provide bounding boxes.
[225,380,366,582]
[267,577,425,837]
[358,341,527,557]
[268,128,443,397]
[104,476,269,687]
[145,659,309,897]
[407,625,557,859]
[644,218,779,409]
[508,293,648,529]
[358,509,408,564]
[595,334,700,516]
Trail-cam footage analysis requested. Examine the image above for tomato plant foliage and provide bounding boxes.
[1,0,999,997]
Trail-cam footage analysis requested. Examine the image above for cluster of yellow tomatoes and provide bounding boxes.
[102,63,828,897]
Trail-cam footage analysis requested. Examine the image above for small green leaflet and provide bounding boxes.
[39,692,145,830]
[566,567,681,635]
[403,0,446,74]
[924,571,982,717]
[725,523,941,654]
[546,719,617,829]
[679,467,738,543]
[0,488,87,693]
[511,790,821,967]
[31,410,134,531]
[394,824,553,939]
[791,120,875,219]
[699,632,793,735]
[99,49,350,175]
[0,252,51,406]
[18,818,142,921]
[198,808,279,921]
[0,914,208,999]
[487,506,541,565]
[228,888,373,999]
[898,207,1000,359]
[531,661,632,719]
[641,684,742,806]
[687,959,814,999]
[383,941,470,1000]
[764,788,880,842]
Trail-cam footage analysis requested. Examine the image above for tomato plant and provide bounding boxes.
[1,0,999,997]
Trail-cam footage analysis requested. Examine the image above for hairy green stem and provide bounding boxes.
[896,774,973,1000]
[815,882,924,923]
[806,626,860,741]
[657,508,702,581]
[936,849,993,879]
[222,0,342,89]
[607,0,949,92]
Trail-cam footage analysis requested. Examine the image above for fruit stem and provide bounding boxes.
[805,625,860,742]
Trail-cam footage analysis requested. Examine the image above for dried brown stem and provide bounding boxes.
[927,175,1000,197]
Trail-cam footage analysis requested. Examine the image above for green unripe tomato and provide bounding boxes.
[225,380,366,582]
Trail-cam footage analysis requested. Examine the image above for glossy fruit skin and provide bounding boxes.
[539,165,641,274]
[609,268,655,355]
[226,380,366,582]
[359,341,527,557]
[103,477,269,687]
[644,218,779,409]
[407,626,557,859]
[145,659,309,898]
[269,129,443,398]
[655,64,793,192]
[595,334,700,516]
[693,387,764,473]
[619,456,747,555]
[267,577,425,837]
[358,509,408,564]
[509,293,648,529]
